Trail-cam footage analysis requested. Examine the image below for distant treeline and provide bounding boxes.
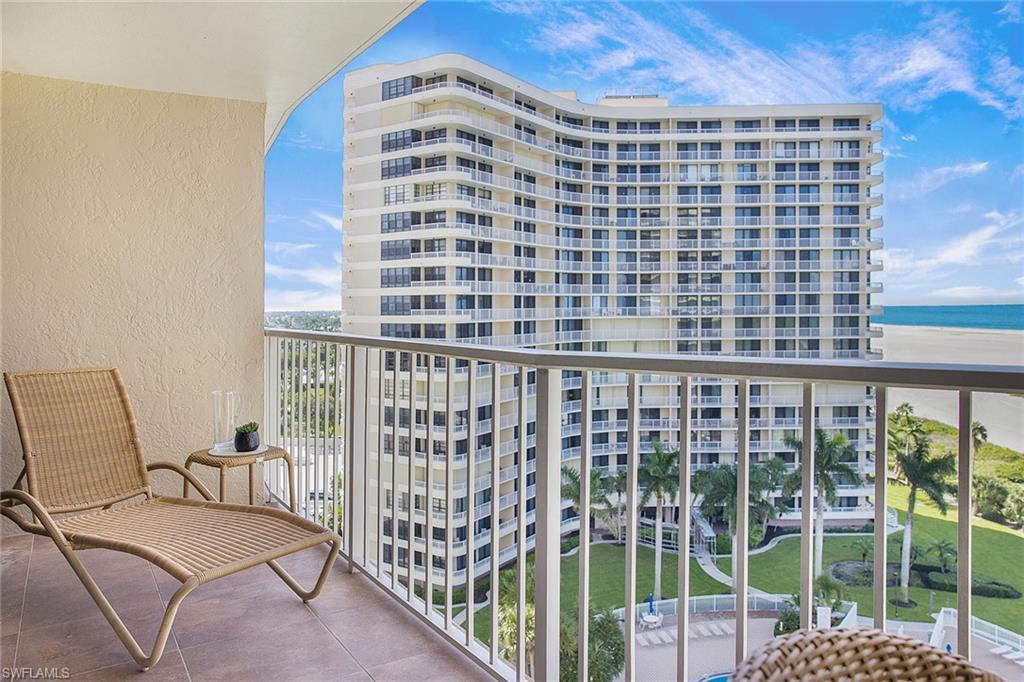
[264,310,342,332]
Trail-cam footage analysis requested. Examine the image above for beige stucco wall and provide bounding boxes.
[0,73,266,508]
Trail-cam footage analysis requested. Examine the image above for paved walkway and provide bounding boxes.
[694,524,904,591]
[695,552,769,595]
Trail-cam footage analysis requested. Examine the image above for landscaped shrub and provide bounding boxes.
[972,581,1023,599]
[774,603,800,636]
[923,571,1021,599]
[974,475,1010,521]
[748,525,765,548]
[561,534,580,553]
[1003,485,1024,527]
[715,535,732,555]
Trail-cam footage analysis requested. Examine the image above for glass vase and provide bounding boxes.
[211,390,238,453]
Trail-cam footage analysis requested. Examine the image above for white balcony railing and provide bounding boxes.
[263,329,1021,681]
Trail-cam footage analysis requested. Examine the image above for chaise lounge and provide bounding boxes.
[1,368,340,670]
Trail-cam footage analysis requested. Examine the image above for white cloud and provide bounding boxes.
[880,143,906,159]
[266,241,318,256]
[879,210,1024,288]
[930,285,1023,303]
[509,2,850,105]
[265,288,341,312]
[265,262,341,289]
[893,160,989,200]
[997,2,1022,25]
[1017,276,1024,287]
[949,203,974,214]
[1012,164,1024,182]
[493,2,1024,119]
[312,211,344,232]
[278,131,342,153]
[900,134,918,142]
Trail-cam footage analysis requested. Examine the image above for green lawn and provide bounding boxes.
[920,418,1024,483]
[469,542,729,644]
[716,483,1024,631]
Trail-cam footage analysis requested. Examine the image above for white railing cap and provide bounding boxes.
[265,329,1022,394]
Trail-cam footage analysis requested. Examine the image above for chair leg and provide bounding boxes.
[59,545,198,670]
[266,536,341,603]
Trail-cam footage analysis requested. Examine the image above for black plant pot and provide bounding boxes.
[234,430,260,452]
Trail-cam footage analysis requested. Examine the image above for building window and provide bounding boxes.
[381,75,422,101]
[381,157,421,180]
[381,129,422,153]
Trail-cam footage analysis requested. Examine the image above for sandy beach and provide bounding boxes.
[874,325,1024,450]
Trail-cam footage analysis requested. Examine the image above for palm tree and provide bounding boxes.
[781,428,861,578]
[929,539,957,575]
[498,558,535,676]
[888,403,924,482]
[638,440,680,600]
[890,420,955,604]
[596,468,629,544]
[970,421,988,515]
[971,421,988,455]
[852,537,872,565]
[814,574,847,605]
[560,465,610,538]
[693,459,784,589]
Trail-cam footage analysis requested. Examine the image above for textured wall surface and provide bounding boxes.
[1,73,266,506]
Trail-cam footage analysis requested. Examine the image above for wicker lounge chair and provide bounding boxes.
[1,368,340,670]
[734,627,1001,681]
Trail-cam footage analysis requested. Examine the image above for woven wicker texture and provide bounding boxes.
[187,446,289,468]
[58,496,331,582]
[5,368,149,512]
[734,628,1002,682]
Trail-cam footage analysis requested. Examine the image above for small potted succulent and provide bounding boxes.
[234,421,260,452]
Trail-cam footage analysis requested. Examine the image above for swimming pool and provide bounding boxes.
[698,675,730,682]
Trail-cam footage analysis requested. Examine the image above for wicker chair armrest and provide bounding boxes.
[1,489,70,547]
[147,461,216,501]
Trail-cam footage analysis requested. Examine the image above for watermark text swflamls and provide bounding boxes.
[1,668,71,680]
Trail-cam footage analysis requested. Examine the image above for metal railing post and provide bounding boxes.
[799,382,815,628]
[424,355,435,615]
[873,386,887,628]
[489,362,501,666]
[677,375,691,682]
[624,372,639,681]
[957,390,972,658]
[345,344,358,565]
[466,360,478,646]
[578,371,592,682]
[735,378,749,665]
[535,367,561,681]
[516,366,528,681]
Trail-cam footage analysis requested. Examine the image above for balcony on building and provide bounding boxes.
[3,13,1024,682]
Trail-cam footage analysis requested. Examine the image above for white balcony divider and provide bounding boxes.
[264,328,1022,682]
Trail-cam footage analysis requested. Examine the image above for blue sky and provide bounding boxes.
[265,0,1024,310]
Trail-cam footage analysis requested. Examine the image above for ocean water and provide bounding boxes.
[872,304,1024,331]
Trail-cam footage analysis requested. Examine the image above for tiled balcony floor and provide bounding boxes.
[1,532,491,681]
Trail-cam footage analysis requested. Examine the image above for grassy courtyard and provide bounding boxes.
[716,483,1024,631]
[469,542,729,644]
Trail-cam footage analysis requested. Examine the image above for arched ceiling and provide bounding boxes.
[1,1,422,149]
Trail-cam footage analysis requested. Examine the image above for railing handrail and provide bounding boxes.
[264,328,1022,394]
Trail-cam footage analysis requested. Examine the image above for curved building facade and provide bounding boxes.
[341,54,883,580]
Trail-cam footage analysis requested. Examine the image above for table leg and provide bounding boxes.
[286,456,296,513]
[248,463,255,505]
[219,467,226,502]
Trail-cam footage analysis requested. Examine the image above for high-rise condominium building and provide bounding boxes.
[341,54,883,581]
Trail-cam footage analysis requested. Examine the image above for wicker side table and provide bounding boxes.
[184,445,295,512]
